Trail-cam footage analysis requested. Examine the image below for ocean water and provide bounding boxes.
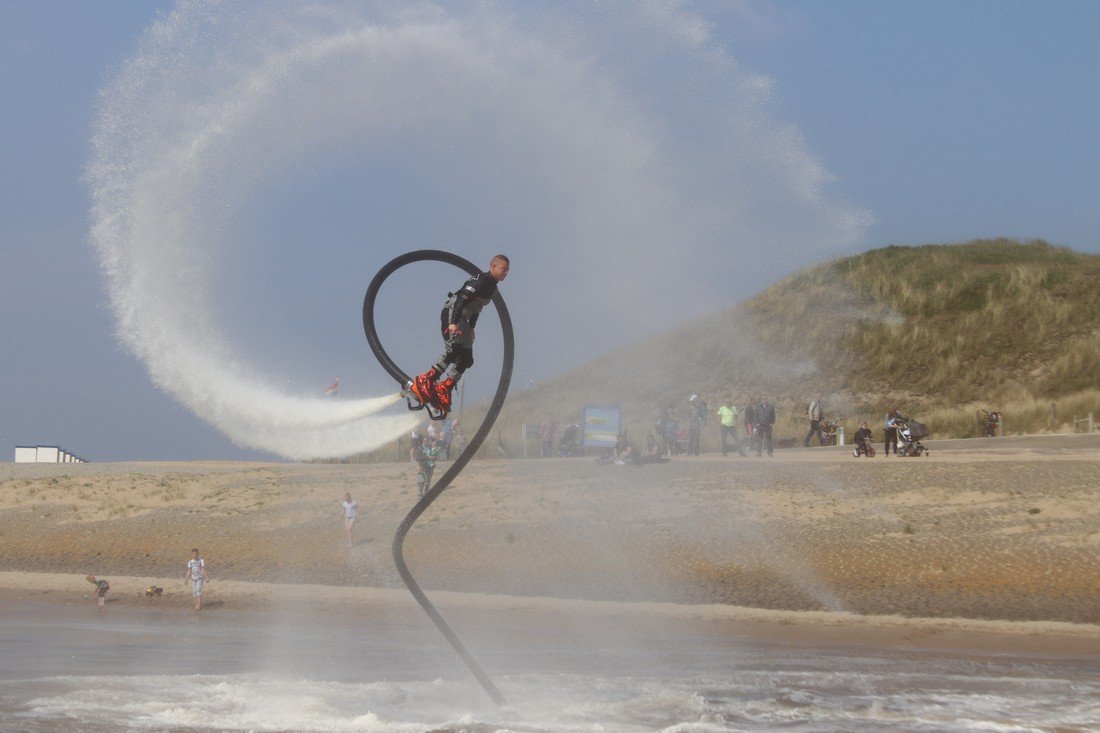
[1,598,1097,732]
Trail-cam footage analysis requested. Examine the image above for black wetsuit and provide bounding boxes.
[433,271,499,377]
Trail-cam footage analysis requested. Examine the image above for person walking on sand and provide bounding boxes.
[86,575,109,606]
[340,492,359,546]
[804,394,825,447]
[416,436,441,498]
[184,548,209,611]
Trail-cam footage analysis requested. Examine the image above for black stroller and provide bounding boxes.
[821,417,842,446]
[558,424,582,457]
[896,416,929,457]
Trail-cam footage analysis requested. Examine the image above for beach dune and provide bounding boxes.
[2,434,1098,643]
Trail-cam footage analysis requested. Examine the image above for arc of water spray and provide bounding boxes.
[362,250,512,706]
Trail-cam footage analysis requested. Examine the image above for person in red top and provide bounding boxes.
[411,255,510,415]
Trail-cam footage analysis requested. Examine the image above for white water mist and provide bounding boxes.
[87,1,869,458]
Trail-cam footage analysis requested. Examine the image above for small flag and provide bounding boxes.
[324,377,340,396]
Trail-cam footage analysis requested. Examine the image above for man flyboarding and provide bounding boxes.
[410,254,510,415]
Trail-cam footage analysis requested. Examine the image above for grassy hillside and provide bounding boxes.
[485,239,1100,454]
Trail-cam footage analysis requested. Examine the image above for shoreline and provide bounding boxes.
[4,570,1100,658]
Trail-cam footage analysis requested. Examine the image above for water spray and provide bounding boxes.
[88,2,867,461]
[363,250,512,706]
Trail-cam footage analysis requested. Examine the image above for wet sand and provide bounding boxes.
[2,434,1099,652]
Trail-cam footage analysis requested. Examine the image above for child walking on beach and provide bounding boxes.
[340,492,359,546]
[184,548,209,611]
[85,575,109,606]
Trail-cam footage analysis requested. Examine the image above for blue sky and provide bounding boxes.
[709,0,1100,247]
[1,1,1098,462]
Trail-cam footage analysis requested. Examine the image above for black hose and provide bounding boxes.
[362,250,512,706]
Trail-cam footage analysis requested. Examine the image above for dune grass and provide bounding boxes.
[743,239,1100,400]
[704,239,1100,438]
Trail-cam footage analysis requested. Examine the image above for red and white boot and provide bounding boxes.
[433,377,456,414]
[409,368,439,407]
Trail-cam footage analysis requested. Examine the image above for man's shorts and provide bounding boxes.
[191,578,205,597]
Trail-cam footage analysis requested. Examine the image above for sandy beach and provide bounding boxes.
[2,434,1099,652]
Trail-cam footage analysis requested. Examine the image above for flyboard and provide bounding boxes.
[362,250,512,706]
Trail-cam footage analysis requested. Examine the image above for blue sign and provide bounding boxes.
[582,405,621,449]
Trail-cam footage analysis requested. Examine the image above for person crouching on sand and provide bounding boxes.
[184,548,209,611]
[86,575,109,606]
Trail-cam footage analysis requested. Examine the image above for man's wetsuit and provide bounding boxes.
[431,270,499,378]
[411,257,508,415]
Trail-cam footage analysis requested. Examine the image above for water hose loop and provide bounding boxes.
[363,249,512,705]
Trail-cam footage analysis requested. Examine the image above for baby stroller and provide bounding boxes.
[896,416,929,457]
[558,424,581,457]
[852,431,876,457]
